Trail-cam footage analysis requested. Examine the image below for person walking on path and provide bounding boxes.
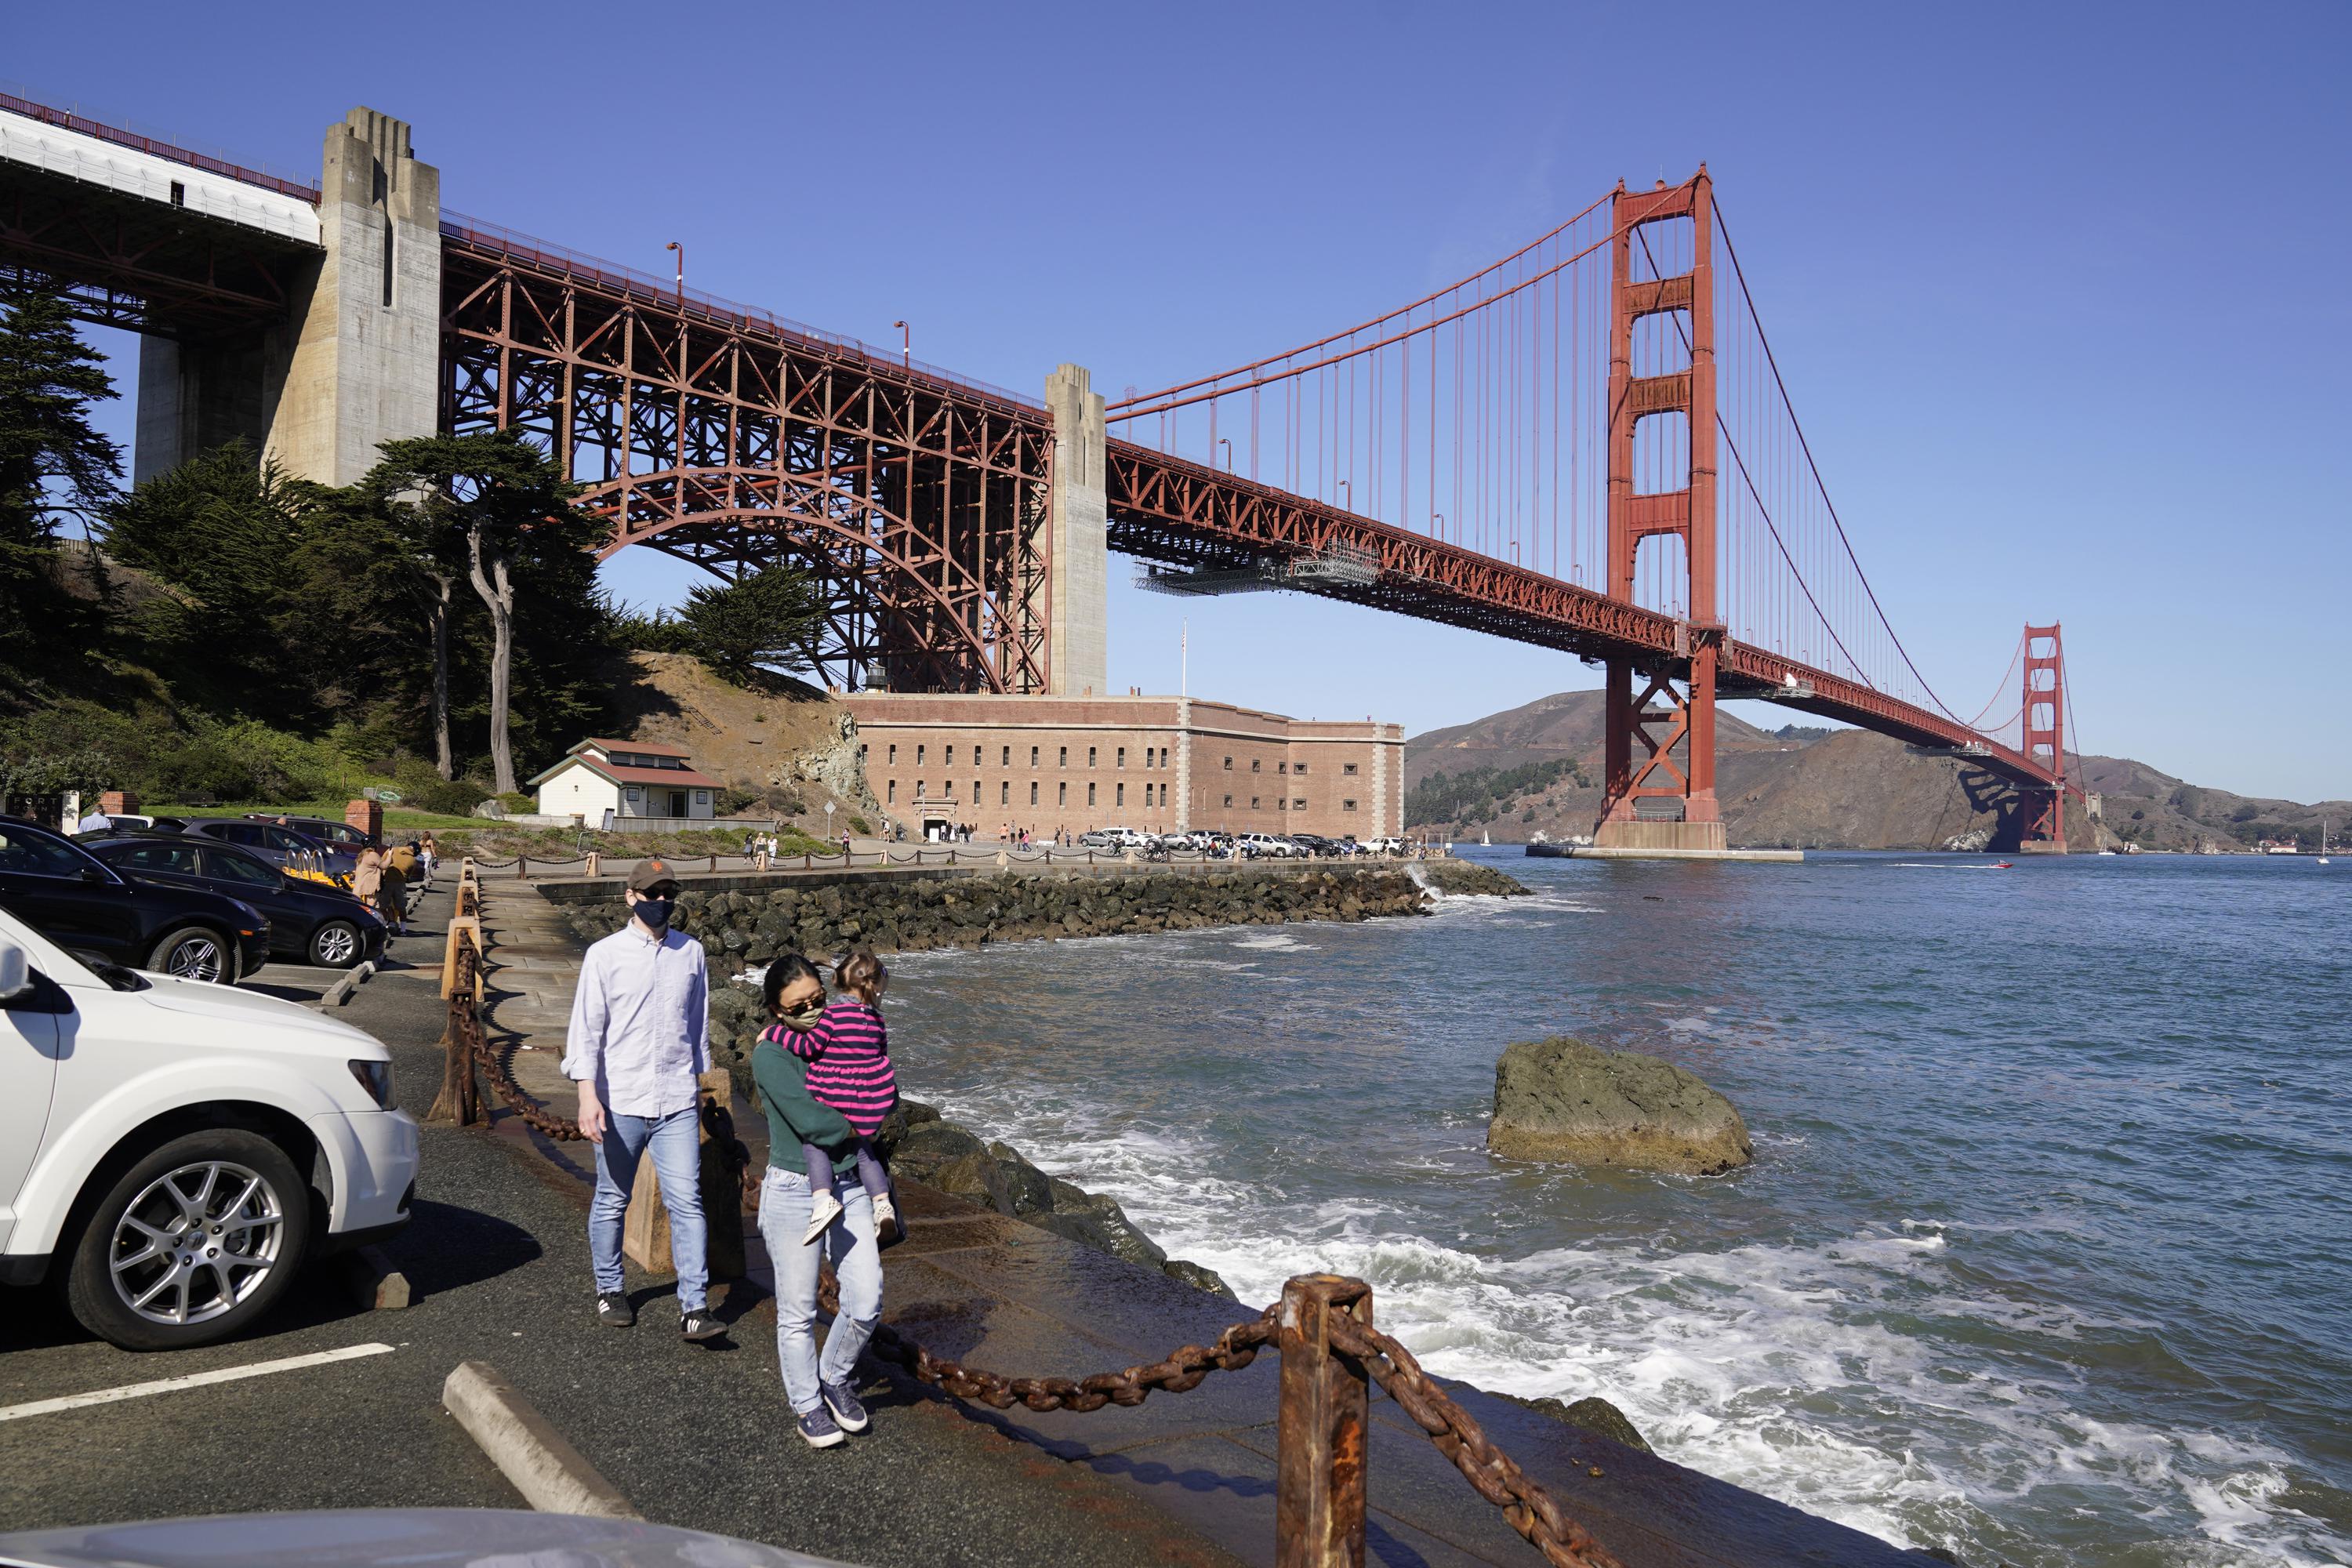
[562,858,724,1341]
[752,954,884,1448]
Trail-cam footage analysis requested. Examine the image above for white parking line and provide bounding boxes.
[0,1341,395,1423]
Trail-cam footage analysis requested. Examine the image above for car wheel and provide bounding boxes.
[309,919,364,969]
[64,1129,312,1351]
[147,926,237,984]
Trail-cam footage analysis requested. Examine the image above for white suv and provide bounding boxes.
[0,907,418,1349]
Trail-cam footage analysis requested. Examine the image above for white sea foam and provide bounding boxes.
[927,1088,2350,1568]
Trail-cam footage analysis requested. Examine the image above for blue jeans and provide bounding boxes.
[589,1106,709,1312]
[758,1166,881,1414]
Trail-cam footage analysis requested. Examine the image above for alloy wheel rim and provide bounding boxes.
[108,1160,285,1327]
[166,936,223,982]
[318,925,357,964]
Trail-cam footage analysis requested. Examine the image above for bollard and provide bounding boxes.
[708,853,717,873]
[517,854,528,880]
[1276,1274,1371,1568]
[586,851,600,877]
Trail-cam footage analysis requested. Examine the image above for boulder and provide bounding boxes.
[1487,1036,1751,1175]
[1503,1392,1653,1454]
[1161,1258,1238,1300]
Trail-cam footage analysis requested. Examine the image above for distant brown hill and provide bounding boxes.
[1406,689,2348,853]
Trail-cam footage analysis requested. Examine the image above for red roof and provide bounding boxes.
[580,737,693,759]
[603,762,723,788]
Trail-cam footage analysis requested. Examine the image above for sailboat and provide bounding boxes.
[1481,829,1492,847]
[2321,818,2332,866]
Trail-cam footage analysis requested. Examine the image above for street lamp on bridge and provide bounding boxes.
[892,319,909,368]
[663,241,684,309]
[1218,437,1232,473]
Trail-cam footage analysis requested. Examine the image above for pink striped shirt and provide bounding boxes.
[786,998,898,1136]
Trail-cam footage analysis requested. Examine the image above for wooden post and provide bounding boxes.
[621,1068,748,1283]
[1276,1274,1372,1568]
[586,851,600,877]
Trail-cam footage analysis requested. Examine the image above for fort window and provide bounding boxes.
[1030,782,1039,805]
[1293,797,1306,810]
[1251,759,1261,772]
[1294,763,1308,774]
[1088,746,1098,768]
[946,745,955,767]
[1058,782,1068,805]
[1224,756,1233,770]
[1031,746,1040,767]
[1343,763,1359,775]
[1116,747,1126,768]
[887,744,896,765]
[1088,782,1098,806]
[916,744,925,766]
[1058,746,1068,768]
[1278,762,1287,775]
[1250,797,1261,810]
[1002,746,1011,767]
[1116,783,1125,807]
[1000,781,1010,804]
[1224,793,1233,808]
[1344,799,1359,811]
[887,780,896,802]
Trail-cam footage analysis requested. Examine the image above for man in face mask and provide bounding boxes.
[560,857,723,1339]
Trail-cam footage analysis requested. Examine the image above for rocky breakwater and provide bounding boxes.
[1487,1036,1753,1175]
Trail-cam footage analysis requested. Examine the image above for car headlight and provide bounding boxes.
[347,1058,394,1109]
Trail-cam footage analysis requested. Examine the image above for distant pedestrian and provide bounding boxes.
[562,858,723,1341]
[74,800,111,834]
[753,953,885,1448]
[419,832,441,883]
[351,844,383,908]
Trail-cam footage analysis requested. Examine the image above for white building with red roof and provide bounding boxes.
[528,738,724,826]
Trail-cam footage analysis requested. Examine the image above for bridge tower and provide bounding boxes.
[1594,170,1726,852]
[2018,622,2067,852]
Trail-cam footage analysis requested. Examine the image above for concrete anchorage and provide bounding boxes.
[1044,363,1109,699]
[133,107,442,488]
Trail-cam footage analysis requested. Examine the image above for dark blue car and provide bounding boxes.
[83,834,387,969]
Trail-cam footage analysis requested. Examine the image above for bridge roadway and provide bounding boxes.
[0,91,2060,797]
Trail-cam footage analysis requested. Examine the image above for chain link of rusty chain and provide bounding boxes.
[1325,1314,1625,1568]
[817,1272,1276,1413]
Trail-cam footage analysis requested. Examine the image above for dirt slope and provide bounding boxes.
[601,652,888,829]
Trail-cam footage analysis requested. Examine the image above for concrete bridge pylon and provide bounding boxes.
[135,107,441,488]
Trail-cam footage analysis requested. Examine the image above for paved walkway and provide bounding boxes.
[469,881,1939,1568]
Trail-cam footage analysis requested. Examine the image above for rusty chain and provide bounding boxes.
[445,921,586,1141]
[818,1272,1276,1413]
[1325,1314,1625,1568]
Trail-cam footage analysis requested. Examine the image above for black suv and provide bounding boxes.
[180,817,358,880]
[83,833,386,969]
[0,818,269,982]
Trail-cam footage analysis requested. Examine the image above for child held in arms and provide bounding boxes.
[769,949,899,1243]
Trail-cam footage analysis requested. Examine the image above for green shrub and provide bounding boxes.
[499,790,535,815]
[848,815,872,835]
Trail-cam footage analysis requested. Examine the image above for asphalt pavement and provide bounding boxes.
[0,883,1242,1568]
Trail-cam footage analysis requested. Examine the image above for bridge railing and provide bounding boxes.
[0,85,321,201]
[440,209,1041,415]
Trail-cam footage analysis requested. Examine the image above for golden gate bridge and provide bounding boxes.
[0,93,2080,851]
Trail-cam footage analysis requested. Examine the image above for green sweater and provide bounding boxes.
[751,1037,862,1178]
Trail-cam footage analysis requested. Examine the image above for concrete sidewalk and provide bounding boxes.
[470,883,1938,1568]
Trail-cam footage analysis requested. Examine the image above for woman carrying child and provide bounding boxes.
[751,953,887,1449]
[779,949,899,1243]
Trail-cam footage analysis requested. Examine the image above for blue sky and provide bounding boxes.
[16,2,2347,800]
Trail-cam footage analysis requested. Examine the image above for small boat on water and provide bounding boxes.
[1992,860,2015,869]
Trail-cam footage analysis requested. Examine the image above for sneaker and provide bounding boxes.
[870,1192,898,1238]
[819,1379,870,1433]
[802,1189,844,1245]
[597,1292,634,1327]
[796,1406,845,1449]
[679,1306,724,1341]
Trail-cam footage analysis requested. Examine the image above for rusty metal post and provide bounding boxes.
[517,854,528,880]
[1276,1274,1371,1568]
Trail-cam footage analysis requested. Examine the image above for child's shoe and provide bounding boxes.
[871,1192,898,1238]
[802,1189,843,1244]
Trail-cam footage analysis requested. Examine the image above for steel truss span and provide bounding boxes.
[438,227,1054,695]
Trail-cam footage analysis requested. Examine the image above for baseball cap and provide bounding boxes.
[626,858,681,895]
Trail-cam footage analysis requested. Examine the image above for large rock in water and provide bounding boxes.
[1487,1037,1751,1174]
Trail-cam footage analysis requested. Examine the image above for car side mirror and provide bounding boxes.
[0,938,30,1004]
[80,866,108,884]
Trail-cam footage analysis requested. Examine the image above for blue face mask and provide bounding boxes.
[635,897,675,931]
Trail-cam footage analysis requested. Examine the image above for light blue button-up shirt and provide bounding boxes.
[561,920,710,1118]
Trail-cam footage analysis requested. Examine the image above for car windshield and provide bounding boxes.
[0,826,100,878]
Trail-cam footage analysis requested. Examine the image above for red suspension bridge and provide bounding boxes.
[0,97,2080,850]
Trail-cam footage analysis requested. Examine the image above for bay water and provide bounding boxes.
[879,851,2350,1566]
